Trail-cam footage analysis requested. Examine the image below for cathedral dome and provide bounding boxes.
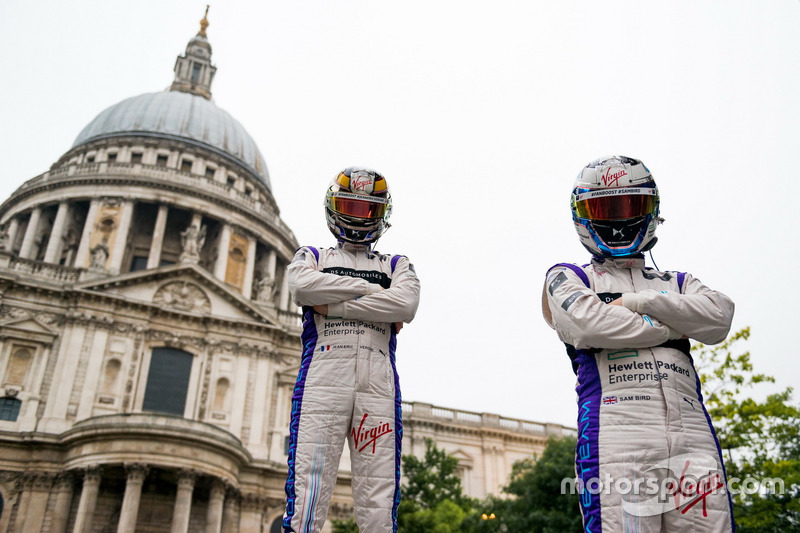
[72,91,271,188]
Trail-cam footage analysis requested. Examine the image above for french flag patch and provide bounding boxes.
[319,345,331,352]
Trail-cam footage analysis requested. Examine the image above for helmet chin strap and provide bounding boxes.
[641,236,658,253]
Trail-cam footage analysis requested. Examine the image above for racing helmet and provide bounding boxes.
[325,167,392,244]
[571,155,660,257]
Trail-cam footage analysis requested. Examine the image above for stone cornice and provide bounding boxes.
[60,414,252,483]
[0,163,297,256]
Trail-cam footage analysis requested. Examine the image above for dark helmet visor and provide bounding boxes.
[573,187,658,220]
[329,192,388,219]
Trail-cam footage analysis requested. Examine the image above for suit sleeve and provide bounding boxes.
[543,265,676,350]
[620,273,734,345]
[287,247,381,306]
[327,256,420,323]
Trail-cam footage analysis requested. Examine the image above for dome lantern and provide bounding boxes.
[170,6,216,100]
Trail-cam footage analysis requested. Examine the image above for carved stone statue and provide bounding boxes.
[153,281,211,314]
[90,242,109,269]
[255,275,276,303]
[179,224,206,263]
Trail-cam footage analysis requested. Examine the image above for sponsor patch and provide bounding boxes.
[548,271,568,295]
[561,291,583,311]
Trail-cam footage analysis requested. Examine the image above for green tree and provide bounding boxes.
[398,438,475,533]
[695,327,800,531]
[461,435,582,533]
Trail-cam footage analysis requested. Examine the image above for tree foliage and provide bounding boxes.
[460,435,582,533]
[694,327,800,531]
[397,438,475,533]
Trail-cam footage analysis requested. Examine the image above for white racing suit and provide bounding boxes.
[543,256,735,533]
[283,242,420,533]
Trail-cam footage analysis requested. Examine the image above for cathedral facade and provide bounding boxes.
[0,15,572,533]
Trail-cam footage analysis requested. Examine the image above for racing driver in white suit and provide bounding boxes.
[542,156,735,532]
[283,167,420,533]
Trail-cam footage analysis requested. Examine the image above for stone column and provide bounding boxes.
[18,207,42,259]
[72,466,102,533]
[265,249,277,280]
[242,234,257,299]
[44,201,70,263]
[116,463,148,533]
[0,475,22,533]
[52,472,76,533]
[205,479,226,533]
[214,224,231,280]
[108,200,134,274]
[220,488,240,533]
[147,204,169,269]
[238,494,264,532]
[12,482,33,532]
[170,470,198,533]
[74,199,100,268]
[3,217,20,252]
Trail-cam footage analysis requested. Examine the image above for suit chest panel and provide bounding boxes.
[320,250,392,289]
[589,265,680,300]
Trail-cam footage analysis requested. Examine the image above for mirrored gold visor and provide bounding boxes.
[573,187,658,220]
[329,192,388,219]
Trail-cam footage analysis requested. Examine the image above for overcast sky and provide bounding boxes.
[1,0,798,429]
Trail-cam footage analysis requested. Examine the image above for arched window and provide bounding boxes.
[0,397,22,422]
[142,348,193,416]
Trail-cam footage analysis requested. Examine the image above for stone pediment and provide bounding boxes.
[450,449,474,468]
[73,264,280,326]
[0,315,59,342]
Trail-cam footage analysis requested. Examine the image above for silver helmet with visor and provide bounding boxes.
[571,156,660,257]
[325,167,392,244]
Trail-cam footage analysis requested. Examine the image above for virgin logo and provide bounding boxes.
[602,168,627,187]
[351,176,372,192]
[351,413,392,454]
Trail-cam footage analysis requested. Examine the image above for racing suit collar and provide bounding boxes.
[337,241,372,253]
[591,255,646,269]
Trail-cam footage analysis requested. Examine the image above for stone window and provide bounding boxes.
[156,154,169,168]
[180,159,193,173]
[226,175,236,188]
[142,348,193,416]
[205,166,216,179]
[191,62,202,83]
[4,347,32,386]
[86,155,95,163]
[107,152,117,162]
[130,255,148,272]
[0,397,21,422]
[131,152,143,164]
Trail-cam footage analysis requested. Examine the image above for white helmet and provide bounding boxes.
[571,155,660,257]
[325,167,392,244]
